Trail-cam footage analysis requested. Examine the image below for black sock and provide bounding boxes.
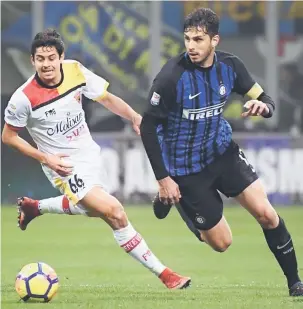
[263,216,300,288]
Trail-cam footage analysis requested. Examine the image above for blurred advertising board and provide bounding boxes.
[92,133,303,206]
[1,133,303,206]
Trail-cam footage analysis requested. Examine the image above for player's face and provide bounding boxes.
[31,46,64,84]
[184,27,219,67]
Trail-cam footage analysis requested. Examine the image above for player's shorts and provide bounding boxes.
[172,141,258,231]
[41,144,108,206]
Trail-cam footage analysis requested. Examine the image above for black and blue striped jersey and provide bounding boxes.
[141,51,274,180]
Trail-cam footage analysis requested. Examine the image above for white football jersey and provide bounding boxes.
[4,60,109,157]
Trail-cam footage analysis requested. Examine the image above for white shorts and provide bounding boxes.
[42,145,108,205]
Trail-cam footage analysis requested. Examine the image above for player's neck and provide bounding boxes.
[35,66,64,89]
[38,73,61,86]
[199,50,215,68]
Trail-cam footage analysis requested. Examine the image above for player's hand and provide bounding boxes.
[44,153,74,177]
[132,113,142,135]
[241,100,269,117]
[157,176,181,205]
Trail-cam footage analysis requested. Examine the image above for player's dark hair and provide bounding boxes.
[184,8,219,37]
[31,28,65,57]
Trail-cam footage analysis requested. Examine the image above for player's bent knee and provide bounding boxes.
[200,231,233,252]
[105,204,128,229]
[255,204,279,229]
[211,238,232,253]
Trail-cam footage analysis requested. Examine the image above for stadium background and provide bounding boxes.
[1,1,303,206]
[2,3,303,308]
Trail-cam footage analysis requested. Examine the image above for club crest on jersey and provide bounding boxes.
[74,91,81,104]
[150,92,160,106]
[219,84,226,96]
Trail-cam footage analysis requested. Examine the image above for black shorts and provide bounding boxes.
[172,141,258,231]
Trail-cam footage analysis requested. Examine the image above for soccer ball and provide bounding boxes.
[15,262,59,302]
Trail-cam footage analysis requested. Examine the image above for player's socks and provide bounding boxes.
[263,216,301,288]
[113,222,166,276]
[39,196,86,215]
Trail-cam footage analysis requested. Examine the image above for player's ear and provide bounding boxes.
[60,52,65,61]
[211,35,220,48]
[30,55,35,66]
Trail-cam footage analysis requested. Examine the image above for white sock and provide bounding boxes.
[113,222,166,276]
[38,196,87,215]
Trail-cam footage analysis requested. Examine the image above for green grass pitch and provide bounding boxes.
[2,205,303,309]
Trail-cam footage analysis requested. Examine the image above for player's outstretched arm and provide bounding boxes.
[230,55,275,118]
[96,92,141,135]
[2,124,73,177]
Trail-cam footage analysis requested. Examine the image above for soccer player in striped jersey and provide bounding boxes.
[140,8,303,296]
[2,29,190,290]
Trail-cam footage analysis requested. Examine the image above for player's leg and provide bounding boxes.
[18,188,191,289]
[17,157,104,230]
[218,142,302,296]
[17,195,92,230]
[235,179,303,296]
[79,186,191,289]
[174,171,233,252]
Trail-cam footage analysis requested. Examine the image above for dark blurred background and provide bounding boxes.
[1,1,303,205]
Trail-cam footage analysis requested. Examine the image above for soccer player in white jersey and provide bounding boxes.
[2,29,190,290]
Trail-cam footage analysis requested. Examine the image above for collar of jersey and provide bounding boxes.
[35,64,64,89]
[185,52,217,71]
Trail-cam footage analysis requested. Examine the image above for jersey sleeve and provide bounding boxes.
[78,63,109,101]
[4,90,30,130]
[232,56,264,99]
[145,68,177,119]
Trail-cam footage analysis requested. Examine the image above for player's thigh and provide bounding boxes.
[80,186,126,220]
[235,179,279,229]
[176,171,232,251]
[199,216,232,252]
[175,171,223,232]
[174,203,203,242]
[216,142,258,198]
[175,199,232,249]
[178,189,232,252]
[217,143,278,228]
[43,155,121,217]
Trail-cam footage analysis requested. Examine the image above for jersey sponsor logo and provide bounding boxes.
[46,112,84,136]
[66,123,86,141]
[182,102,226,121]
[189,92,201,100]
[45,108,56,117]
[150,92,160,106]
